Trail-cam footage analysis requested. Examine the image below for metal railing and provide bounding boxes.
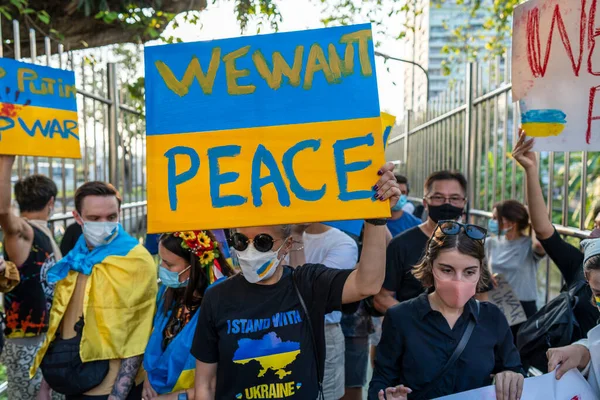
[388,53,599,305]
[0,19,147,396]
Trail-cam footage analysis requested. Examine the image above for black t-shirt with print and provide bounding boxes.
[191,264,352,400]
[3,224,56,337]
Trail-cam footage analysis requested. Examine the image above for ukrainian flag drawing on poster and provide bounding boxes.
[0,58,80,158]
[144,23,389,233]
[233,332,301,379]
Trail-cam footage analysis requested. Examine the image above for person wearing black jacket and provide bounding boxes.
[512,131,599,336]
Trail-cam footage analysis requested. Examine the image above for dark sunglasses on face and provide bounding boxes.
[435,220,487,242]
[228,232,279,253]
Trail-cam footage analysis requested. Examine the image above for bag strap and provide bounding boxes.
[568,279,587,296]
[291,268,324,400]
[417,300,479,399]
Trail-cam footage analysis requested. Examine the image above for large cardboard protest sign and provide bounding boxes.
[487,274,527,326]
[324,112,397,237]
[0,58,80,158]
[144,24,387,233]
[512,0,600,151]
[434,369,595,399]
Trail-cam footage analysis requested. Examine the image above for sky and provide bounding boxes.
[158,0,408,118]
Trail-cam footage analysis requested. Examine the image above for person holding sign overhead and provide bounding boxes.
[369,221,525,400]
[512,131,600,337]
[0,155,62,400]
[191,163,400,400]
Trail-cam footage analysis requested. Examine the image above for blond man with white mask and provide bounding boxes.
[191,163,400,400]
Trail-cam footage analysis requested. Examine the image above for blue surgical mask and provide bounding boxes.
[391,195,408,211]
[158,265,191,288]
[488,219,499,235]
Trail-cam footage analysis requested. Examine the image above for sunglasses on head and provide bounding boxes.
[228,232,280,253]
[435,220,487,242]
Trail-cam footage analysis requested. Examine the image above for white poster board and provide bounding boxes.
[512,0,600,151]
[488,274,527,326]
[434,370,595,399]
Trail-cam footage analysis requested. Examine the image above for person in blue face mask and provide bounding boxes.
[142,230,235,400]
[485,200,546,340]
[385,174,422,239]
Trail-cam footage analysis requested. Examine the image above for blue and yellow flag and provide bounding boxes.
[31,236,157,377]
[144,23,389,233]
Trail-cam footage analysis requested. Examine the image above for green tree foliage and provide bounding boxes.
[6,0,519,62]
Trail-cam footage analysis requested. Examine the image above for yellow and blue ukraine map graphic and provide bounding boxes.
[233,332,303,399]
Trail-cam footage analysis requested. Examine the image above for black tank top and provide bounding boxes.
[4,224,56,338]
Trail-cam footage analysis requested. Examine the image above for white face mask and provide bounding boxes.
[235,242,285,284]
[83,221,119,248]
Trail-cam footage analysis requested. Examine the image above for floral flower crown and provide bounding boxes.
[173,230,221,268]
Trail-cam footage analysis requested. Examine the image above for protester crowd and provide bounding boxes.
[0,127,599,400]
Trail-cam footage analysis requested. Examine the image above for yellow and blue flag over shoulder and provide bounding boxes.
[143,285,197,394]
[0,58,80,158]
[144,23,389,233]
[31,229,158,377]
[144,281,227,394]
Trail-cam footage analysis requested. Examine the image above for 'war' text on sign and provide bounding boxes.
[0,58,80,158]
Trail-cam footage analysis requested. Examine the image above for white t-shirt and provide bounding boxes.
[303,227,358,324]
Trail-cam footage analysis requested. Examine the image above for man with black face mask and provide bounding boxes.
[374,171,468,314]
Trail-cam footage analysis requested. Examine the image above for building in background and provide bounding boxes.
[403,0,508,113]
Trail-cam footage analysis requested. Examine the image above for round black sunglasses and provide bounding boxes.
[228,232,279,253]
[435,220,487,241]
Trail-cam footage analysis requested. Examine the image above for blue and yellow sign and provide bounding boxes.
[144,24,388,232]
[323,112,396,237]
[0,58,80,158]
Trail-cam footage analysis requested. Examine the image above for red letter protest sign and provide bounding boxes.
[512,0,600,151]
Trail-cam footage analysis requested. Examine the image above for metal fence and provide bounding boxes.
[0,19,147,245]
[386,53,598,305]
[0,18,147,396]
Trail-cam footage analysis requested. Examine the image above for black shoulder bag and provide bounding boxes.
[291,268,325,400]
[415,301,479,400]
[40,317,109,395]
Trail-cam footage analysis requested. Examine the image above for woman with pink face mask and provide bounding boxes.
[369,221,525,400]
